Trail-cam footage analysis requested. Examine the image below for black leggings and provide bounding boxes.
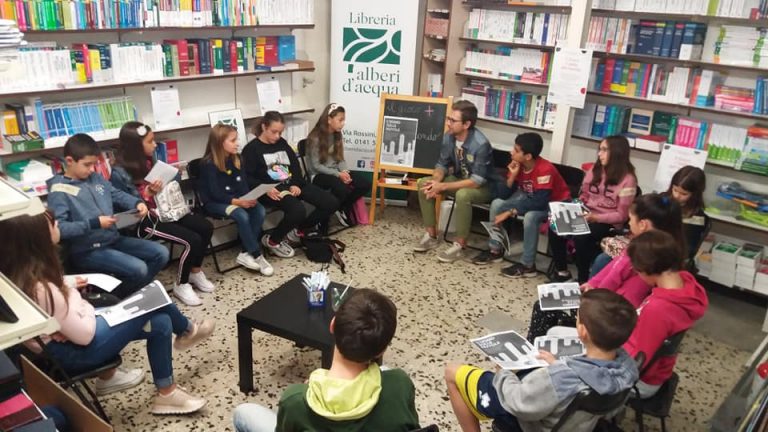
[548,222,614,283]
[526,300,577,343]
[141,213,213,284]
[312,172,371,209]
[260,183,339,242]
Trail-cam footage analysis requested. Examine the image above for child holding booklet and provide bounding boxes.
[0,209,215,414]
[198,124,273,275]
[445,289,638,432]
[110,121,215,306]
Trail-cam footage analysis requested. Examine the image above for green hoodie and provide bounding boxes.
[276,365,420,432]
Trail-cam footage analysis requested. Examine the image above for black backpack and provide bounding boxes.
[302,233,347,273]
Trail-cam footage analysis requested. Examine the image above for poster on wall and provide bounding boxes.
[330,0,421,171]
[381,116,417,168]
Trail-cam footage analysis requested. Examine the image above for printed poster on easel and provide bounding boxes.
[381,116,418,168]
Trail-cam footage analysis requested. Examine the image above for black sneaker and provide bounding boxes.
[501,263,537,278]
[471,250,504,265]
[549,271,574,283]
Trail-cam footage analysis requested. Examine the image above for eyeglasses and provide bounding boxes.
[446,117,463,124]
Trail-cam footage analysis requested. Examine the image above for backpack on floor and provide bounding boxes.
[302,233,347,273]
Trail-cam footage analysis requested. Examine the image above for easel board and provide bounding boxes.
[369,94,452,224]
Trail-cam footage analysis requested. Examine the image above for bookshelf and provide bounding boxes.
[418,0,454,97]
[21,24,316,34]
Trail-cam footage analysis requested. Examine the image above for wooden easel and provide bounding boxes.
[368,94,452,224]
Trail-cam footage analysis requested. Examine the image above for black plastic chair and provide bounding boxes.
[410,425,439,432]
[296,138,312,182]
[186,158,240,273]
[628,331,687,432]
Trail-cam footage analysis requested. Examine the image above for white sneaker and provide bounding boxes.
[188,271,215,293]
[335,211,351,227]
[254,255,274,276]
[94,367,145,396]
[285,229,302,244]
[413,232,440,252]
[437,242,464,263]
[173,283,202,306]
[151,386,207,415]
[261,235,295,258]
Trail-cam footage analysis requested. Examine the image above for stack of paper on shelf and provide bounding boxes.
[711,241,742,287]
[737,244,764,291]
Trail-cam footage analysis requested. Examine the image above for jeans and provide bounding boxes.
[44,304,191,389]
[417,175,492,240]
[590,252,613,279]
[71,236,169,298]
[233,403,277,432]
[488,192,547,267]
[205,203,265,257]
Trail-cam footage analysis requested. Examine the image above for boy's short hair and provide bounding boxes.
[452,100,478,129]
[63,134,100,161]
[627,230,683,275]
[334,288,397,363]
[515,133,544,159]
[578,289,637,351]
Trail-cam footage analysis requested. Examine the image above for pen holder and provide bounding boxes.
[307,288,325,308]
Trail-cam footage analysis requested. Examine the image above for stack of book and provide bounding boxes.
[591,59,695,104]
[714,85,756,113]
[706,25,768,67]
[736,126,768,175]
[461,81,556,130]
[756,77,768,115]
[31,96,137,141]
[592,0,767,18]
[707,123,749,166]
[0,0,313,30]
[711,241,741,287]
[154,139,179,164]
[736,243,764,291]
[0,18,22,48]
[755,259,768,295]
[464,9,569,46]
[707,0,768,19]
[464,47,550,83]
[425,16,448,38]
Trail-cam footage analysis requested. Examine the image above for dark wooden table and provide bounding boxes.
[237,274,348,393]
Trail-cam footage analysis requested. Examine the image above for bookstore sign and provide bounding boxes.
[330,0,419,171]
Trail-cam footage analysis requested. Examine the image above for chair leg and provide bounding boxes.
[660,417,666,432]
[77,379,110,421]
[208,241,240,274]
[442,202,456,244]
[635,408,645,432]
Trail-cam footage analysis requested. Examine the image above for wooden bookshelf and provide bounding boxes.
[0,63,315,98]
[22,24,314,34]
[458,36,555,50]
[461,1,571,13]
[417,0,453,97]
[456,71,549,88]
[478,115,552,132]
[591,8,766,25]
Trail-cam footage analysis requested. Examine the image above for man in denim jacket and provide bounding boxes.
[413,100,494,262]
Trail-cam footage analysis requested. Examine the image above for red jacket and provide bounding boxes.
[623,271,708,385]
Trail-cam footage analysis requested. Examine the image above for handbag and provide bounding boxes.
[302,233,347,273]
[154,180,191,223]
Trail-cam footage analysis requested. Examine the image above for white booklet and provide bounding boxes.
[240,183,279,201]
[96,281,171,327]
[480,221,512,253]
[549,202,591,236]
[68,273,121,293]
[144,160,179,186]
[534,336,585,359]
[114,209,141,229]
[538,282,581,311]
[470,330,547,370]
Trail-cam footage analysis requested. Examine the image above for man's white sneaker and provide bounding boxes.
[94,367,145,396]
[413,232,440,252]
[261,235,295,258]
[173,283,202,306]
[151,386,207,415]
[437,242,465,263]
[188,271,215,293]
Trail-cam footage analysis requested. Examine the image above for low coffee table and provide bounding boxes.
[237,274,349,393]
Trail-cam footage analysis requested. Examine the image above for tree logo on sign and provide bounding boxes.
[342,28,401,65]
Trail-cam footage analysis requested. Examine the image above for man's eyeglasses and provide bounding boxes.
[446,117,464,124]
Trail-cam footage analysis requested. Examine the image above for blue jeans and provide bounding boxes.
[44,305,192,389]
[72,236,169,298]
[205,203,266,257]
[488,193,548,267]
[233,403,277,432]
[590,252,613,278]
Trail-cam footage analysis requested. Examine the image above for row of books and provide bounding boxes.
[0,0,313,30]
[464,47,550,83]
[36,97,136,139]
[588,19,708,60]
[1,35,297,91]
[464,9,568,46]
[590,59,694,104]
[704,25,768,68]
[461,80,557,130]
[593,0,767,19]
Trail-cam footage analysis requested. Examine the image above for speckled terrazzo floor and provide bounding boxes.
[97,206,752,432]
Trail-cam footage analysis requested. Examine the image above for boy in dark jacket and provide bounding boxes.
[446,289,639,432]
[232,289,421,432]
[46,133,168,298]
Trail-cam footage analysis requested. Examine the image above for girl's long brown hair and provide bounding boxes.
[591,135,636,187]
[0,211,67,314]
[665,165,706,217]
[116,121,152,181]
[204,124,240,172]
[307,103,345,163]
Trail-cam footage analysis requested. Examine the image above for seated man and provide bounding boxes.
[413,100,495,263]
[445,289,639,432]
[472,132,571,278]
[232,289,420,431]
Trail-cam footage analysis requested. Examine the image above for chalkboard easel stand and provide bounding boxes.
[368,94,452,224]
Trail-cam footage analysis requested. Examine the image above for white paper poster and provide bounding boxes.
[547,47,593,109]
[150,85,183,129]
[653,144,708,193]
[330,0,420,171]
[256,79,284,114]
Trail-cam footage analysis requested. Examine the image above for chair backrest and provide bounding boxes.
[492,148,512,168]
[641,331,686,375]
[186,158,203,210]
[296,138,310,181]
[551,386,634,432]
[553,163,585,200]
